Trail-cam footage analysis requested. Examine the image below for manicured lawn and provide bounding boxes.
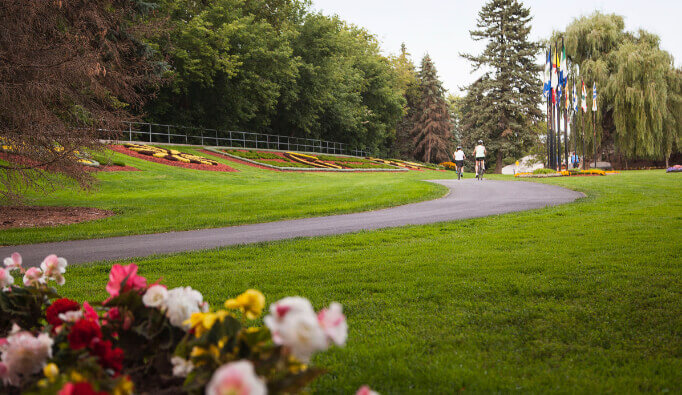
[0,145,450,245]
[57,171,681,393]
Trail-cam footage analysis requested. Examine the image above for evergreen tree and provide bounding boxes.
[410,55,453,163]
[461,0,542,173]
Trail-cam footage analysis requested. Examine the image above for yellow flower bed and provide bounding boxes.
[284,152,343,169]
[124,143,219,165]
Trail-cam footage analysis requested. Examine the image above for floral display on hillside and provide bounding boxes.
[666,165,682,172]
[221,149,400,170]
[515,168,616,178]
[368,158,442,171]
[123,143,219,166]
[0,253,351,394]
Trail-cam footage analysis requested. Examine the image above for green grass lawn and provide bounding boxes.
[56,171,681,393]
[0,145,451,245]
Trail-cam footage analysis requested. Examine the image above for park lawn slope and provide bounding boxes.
[0,146,451,245]
[58,171,681,393]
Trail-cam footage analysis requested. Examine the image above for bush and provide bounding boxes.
[533,168,556,174]
[0,253,349,394]
[439,162,458,171]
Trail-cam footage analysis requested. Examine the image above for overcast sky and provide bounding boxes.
[311,0,682,95]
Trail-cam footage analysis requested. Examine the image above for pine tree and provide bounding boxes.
[461,0,542,173]
[410,55,453,163]
[390,44,420,158]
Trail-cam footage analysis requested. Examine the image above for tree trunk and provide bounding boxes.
[665,155,669,169]
[495,149,503,174]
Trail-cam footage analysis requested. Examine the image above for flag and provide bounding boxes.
[551,46,558,89]
[592,82,598,111]
[557,84,562,107]
[559,41,568,86]
[543,49,551,98]
[572,83,578,113]
[565,83,571,114]
[581,81,587,112]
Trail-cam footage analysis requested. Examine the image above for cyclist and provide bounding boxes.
[473,140,486,179]
[453,146,466,179]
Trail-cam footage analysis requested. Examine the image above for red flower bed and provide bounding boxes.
[111,145,237,172]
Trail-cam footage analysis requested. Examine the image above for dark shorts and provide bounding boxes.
[475,157,485,162]
[455,160,464,167]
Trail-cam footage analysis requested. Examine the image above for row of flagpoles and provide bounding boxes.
[543,38,598,170]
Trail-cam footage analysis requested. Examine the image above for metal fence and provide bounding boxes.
[108,122,370,157]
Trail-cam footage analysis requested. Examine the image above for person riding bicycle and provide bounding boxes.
[453,146,466,178]
[473,140,486,177]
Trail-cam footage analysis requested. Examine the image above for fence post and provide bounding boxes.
[129,123,132,141]
[149,123,152,142]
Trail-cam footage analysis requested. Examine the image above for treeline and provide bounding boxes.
[144,0,409,155]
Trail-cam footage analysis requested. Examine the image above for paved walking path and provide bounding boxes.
[2,180,583,266]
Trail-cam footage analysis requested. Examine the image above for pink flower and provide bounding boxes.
[40,254,67,285]
[0,362,8,385]
[0,268,14,289]
[264,297,327,362]
[206,360,266,395]
[3,253,21,271]
[23,267,45,287]
[356,385,379,395]
[317,302,348,346]
[83,301,99,322]
[0,325,53,386]
[106,264,147,299]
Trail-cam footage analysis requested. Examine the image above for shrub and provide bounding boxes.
[533,168,556,174]
[0,253,349,394]
[439,162,458,171]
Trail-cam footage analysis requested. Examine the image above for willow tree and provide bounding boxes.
[559,12,682,165]
[461,0,542,173]
[410,55,452,163]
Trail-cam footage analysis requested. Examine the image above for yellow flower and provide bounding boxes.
[190,345,220,365]
[43,363,59,381]
[113,376,134,395]
[185,311,230,338]
[70,371,86,382]
[224,289,265,320]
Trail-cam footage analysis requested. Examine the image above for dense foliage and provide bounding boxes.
[460,0,543,173]
[145,0,405,154]
[0,0,163,201]
[555,12,682,166]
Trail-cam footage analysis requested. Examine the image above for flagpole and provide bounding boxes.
[581,78,586,170]
[564,94,568,169]
[593,82,597,169]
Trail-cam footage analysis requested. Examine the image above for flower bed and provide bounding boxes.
[219,149,401,171]
[666,165,682,173]
[515,168,615,178]
[111,145,237,172]
[0,253,358,394]
[439,162,458,171]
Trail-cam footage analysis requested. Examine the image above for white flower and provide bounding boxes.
[264,297,327,362]
[171,356,194,377]
[23,267,45,287]
[206,360,266,395]
[3,253,22,271]
[40,255,67,285]
[0,268,14,290]
[0,327,53,386]
[165,286,205,330]
[356,385,380,395]
[58,310,83,323]
[143,285,169,308]
[317,302,348,346]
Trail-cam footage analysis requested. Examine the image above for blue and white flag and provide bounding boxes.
[551,47,558,89]
[592,82,598,111]
[572,83,578,113]
[543,50,551,98]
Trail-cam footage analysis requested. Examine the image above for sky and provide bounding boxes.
[311,0,682,95]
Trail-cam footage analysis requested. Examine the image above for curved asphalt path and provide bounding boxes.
[1,180,583,266]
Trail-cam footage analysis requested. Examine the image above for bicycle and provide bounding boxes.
[475,158,485,180]
[457,163,464,180]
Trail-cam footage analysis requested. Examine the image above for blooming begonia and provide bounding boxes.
[23,267,45,287]
[142,284,168,308]
[171,356,194,377]
[205,360,267,395]
[317,302,348,346]
[46,298,81,327]
[264,297,327,362]
[105,263,147,299]
[90,339,124,373]
[40,254,67,285]
[0,268,13,290]
[67,319,101,350]
[3,252,21,271]
[0,324,53,386]
[356,385,380,395]
[59,310,84,323]
[164,286,205,330]
[224,289,266,320]
[58,381,108,395]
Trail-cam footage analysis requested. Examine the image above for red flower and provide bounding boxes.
[105,263,147,300]
[67,319,101,350]
[46,298,80,327]
[58,382,107,395]
[90,339,124,373]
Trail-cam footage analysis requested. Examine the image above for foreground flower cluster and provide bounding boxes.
[0,253,364,394]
